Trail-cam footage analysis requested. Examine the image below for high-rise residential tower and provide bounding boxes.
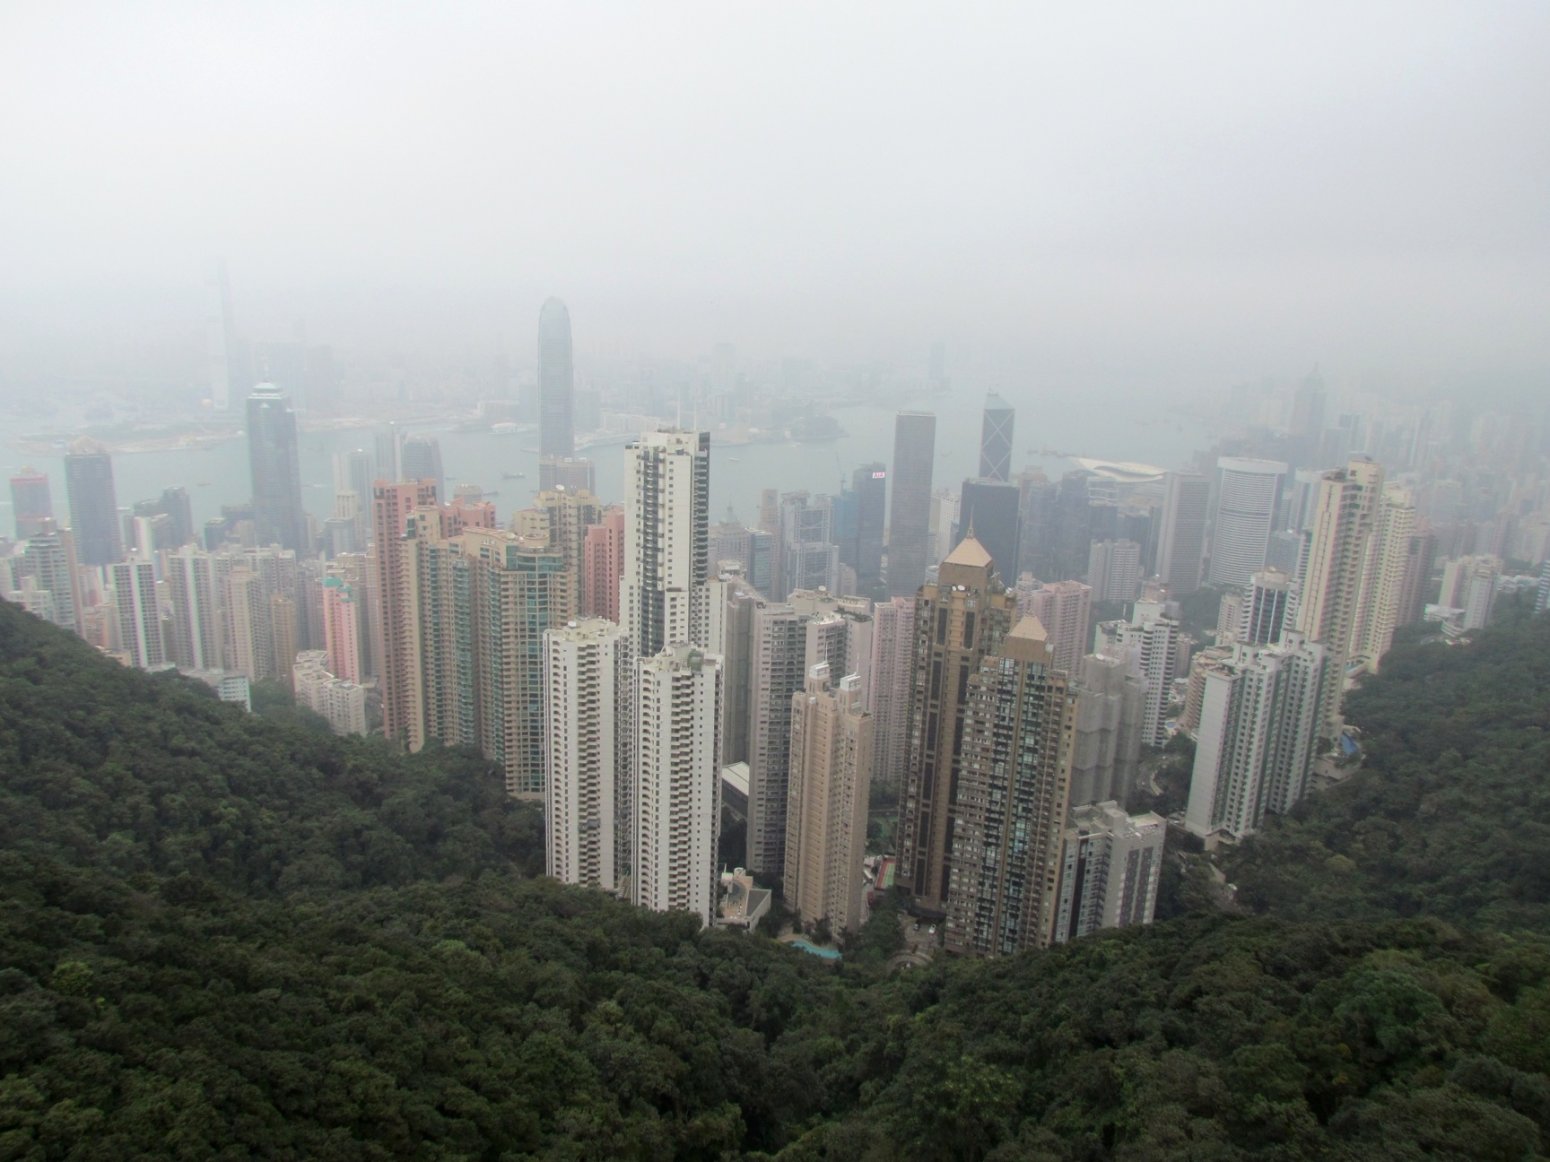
[867,596,916,792]
[1052,802,1165,943]
[247,383,308,552]
[622,430,711,658]
[633,643,722,926]
[9,468,53,541]
[784,664,873,936]
[887,412,936,597]
[64,438,123,567]
[1208,458,1287,589]
[979,393,1015,483]
[374,480,439,745]
[538,297,574,459]
[898,534,1017,914]
[1020,579,1092,676]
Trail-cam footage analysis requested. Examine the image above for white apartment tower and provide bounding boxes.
[1052,801,1166,943]
[622,430,712,658]
[111,556,166,671]
[634,644,723,926]
[545,619,633,893]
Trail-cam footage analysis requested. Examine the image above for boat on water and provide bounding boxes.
[502,471,525,480]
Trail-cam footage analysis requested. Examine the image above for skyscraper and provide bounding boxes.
[778,491,839,598]
[166,545,222,671]
[9,468,52,540]
[22,528,81,636]
[1155,471,1209,595]
[978,393,1016,483]
[867,596,916,792]
[784,664,873,936]
[887,412,936,597]
[943,616,1076,956]
[247,383,308,552]
[400,436,445,503]
[955,479,1022,584]
[581,507,625,622]
[545,618,633,892]
[111,556,165,670]
[622,430,711,658]
[1021,579,1093,676]
[634,644,722,926]
[1242,568,1292,645]
[1086,539,1142,604]
[1052,802,1165,943]
[845,463,888,589]
[898,534,1017,914]
[64,438,123,567]
[539,297,574,459]
[746,602,807,878]
[373,480,440,745]
[1208,458,1287,589]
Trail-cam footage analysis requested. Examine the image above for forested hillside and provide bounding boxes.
[3,599,1550,1160]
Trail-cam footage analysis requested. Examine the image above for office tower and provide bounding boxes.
[943,616,1077,956]
[1016,470,1058,579]
[1155,472,1209,595]
[1052,802,1166,944]
[622,430,711,658]
[247,383,308,552]
[539,455,596,492]
[22,528,81,636]
[111,556,166,670]
[757,488,780,536]
[581,507,625,621]
[1294,458,1383,733]
[1086,539,1142,604]
[9,468,52,540]
[929,489,961,567]
[374,480,439,743]
[898,534,1017,914]
[1094,600,1181,748]
[545,618,633,892]
[292,651,368,736]
[978,393,1016,483]
[539,297,574,459]
[400,436,444,502]
[64,438,123,567]
[1266,529,1306,579]
[1185,634,1329,840]
[845,463,888,589]
[207,259,238,410]
[1353,486,1417,670]
[746,602,806,878]
[166,546,222,671]
[374,424,404,483]
[1022,579,1092,676]
[956,479,1022,583]
[320,574,363,682]
[1289,371,1326,439]
[784,664,873,935]
[633,644,722,926]
[867,596,915,792]
[1209,458,1287,589]
[778,491,839,598]
[1069,654,1146,807]
[1242,568,1292,645]
[887,412,936,596]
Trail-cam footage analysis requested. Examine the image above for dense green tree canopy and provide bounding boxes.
[2,600,1549,1159]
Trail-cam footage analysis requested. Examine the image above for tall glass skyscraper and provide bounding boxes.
[247,383,307,552]
[979,392,1015,483]
[538,297,574,459]
[887,412,936,597]
[64,438,122,567]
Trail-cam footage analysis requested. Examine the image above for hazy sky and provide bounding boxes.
[3,3,1547,391]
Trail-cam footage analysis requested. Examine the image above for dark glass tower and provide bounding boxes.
[538,297,574,459]
[887,412,936,596]
[64,438,123,566]
[401,435,445,500]
[847,462,887,588]
[956,479,1022,583]
[979,392,1015,482]
[247,383,307,552]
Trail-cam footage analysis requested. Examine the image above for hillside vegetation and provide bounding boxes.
[2,600,1550,1159]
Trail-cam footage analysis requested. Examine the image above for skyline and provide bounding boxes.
[1,4,1547,401]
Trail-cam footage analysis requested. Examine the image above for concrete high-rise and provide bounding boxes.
[867,596,916,792]
[746,602,807,878]
[1020,578,1092,676]
[374,481,439,744]
[887,412,936,597]
[622,430,711,658]
[22,528,81,636]
[1094,600,1182,748]
[64,438,123,567]
[978,393,1015,483]
[943,616,1076,956]
[1353,486,1417,670]
[545,618,633,892]
[1052,802,1165,943]
[778,491,839,598]
[1068,654,1146,807]
[784,664,873,935]
[581,507,625,622]
[898,534,1017,914]
[634,644,722,926]
[247,383,308,552]
[111,556,166,670]
[1185,634,1329,840]
[166,545,222,671]
[955,479,1022,584]
[538,297,574,459]
[1242,568,1292,645]
[1086,539,1142,604]
[9,468,53,541]
[320,574,363,683]
[1208,458,1287,589]
[1155,471,1209,595]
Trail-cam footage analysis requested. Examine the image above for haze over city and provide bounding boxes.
[3,2,1548,398]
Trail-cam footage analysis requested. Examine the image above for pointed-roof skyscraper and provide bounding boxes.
[539,298,574,459]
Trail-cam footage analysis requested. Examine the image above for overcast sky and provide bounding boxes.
[2,2,1547,393]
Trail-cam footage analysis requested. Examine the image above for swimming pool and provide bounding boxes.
[788,939,842,960]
